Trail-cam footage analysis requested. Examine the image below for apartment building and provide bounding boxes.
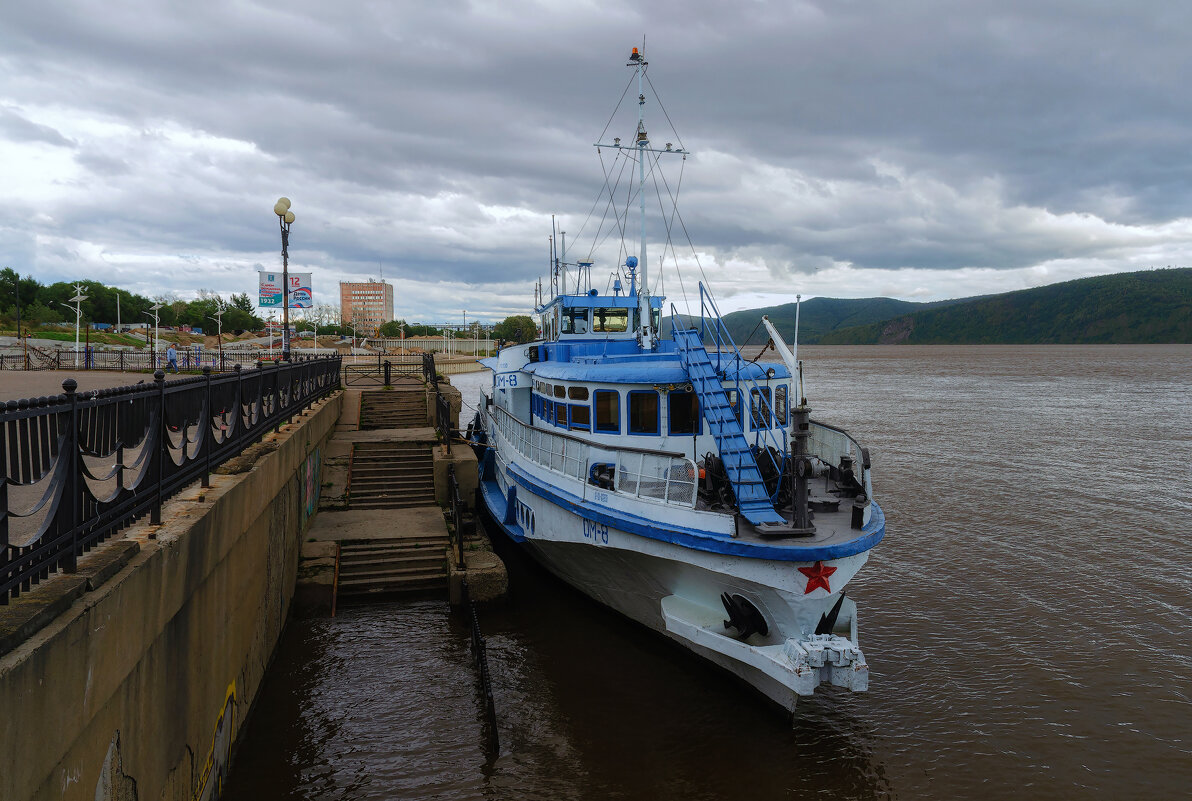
[339,280,394,335]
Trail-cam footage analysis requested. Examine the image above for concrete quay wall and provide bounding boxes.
[0,391,343,801]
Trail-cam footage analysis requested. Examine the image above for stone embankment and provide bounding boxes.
[0,390,342,801]
[0,367,505,801]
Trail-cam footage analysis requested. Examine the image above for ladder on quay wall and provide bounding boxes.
[672,328,784,526]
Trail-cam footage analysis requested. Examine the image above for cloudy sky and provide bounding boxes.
[2,0,1190,323]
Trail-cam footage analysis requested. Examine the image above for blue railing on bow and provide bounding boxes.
[0,356,343,604]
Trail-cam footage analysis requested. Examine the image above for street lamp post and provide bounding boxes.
[57,284,88,368]
[147,302,163,361]
[207,301,225,369]
[273,197,296,361]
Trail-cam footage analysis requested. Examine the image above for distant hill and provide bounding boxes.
[663,295,968,344]
[818,268,1192,344]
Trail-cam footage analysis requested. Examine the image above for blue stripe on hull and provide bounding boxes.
[497,463,885,562]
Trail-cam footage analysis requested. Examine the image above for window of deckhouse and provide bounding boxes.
[568,386,589,401]
[594,390,620,433]
[726,388,743,426]
[628,390,660,435]
[561,307,590,334]
[775,385,788,426]
[668,390,700,435]
[592,308,629,333]
[570,404,591,430]
[555,401,568,427]
[553,385,566,399]
[751,387,772,430]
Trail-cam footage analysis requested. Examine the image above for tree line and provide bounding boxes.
[1,268,264,333]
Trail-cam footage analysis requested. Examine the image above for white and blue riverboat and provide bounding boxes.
[471,46,885,713]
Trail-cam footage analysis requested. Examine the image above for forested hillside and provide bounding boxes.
[818,268,1192,344]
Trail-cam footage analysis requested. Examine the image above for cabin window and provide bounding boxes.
[668,390,700,435]
[751,387,772,430]
[726,388,743,426]
[562,307,589,334]
[570,404,591,430]
[775,385,788,426]
[628,390,660,435]
[651,309,661,333]
[543,399,554,424]
[594,390,620,433]
[568,386,589,401]
[554,384,566,399]
[592,308,629,333]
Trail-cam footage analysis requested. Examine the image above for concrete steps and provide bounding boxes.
[359,390,428,430]
[337,537,448,598]
[349,442,437,509]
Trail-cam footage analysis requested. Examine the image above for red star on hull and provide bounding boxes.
[798,560,837,594]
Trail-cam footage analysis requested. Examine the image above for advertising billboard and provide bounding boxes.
[258,271,313,308]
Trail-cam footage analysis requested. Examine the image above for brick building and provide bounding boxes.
[339,280,394,335]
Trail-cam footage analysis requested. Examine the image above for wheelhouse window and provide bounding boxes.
[774,385,788,426]
[553,384,566,399]
[570,404,591,430]
[561,307,590,334]
[555,401,568,427]
[592,308,629,333]
[750,387,772,430]
[568,386,589,401]
[594,390,620,433]
[628,390,660,435]
[668,390,700,435]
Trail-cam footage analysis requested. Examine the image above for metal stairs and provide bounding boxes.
[672,328,784,525]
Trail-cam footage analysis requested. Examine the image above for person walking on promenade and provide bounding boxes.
[166,343,178,373]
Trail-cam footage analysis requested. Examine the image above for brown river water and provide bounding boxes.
[223,345,1192,800]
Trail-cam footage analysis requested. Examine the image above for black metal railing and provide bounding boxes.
[446,464,465,570]
[436,392,453,455]
[462,578,499,754]
[343,355,424,386]
[1,347,263,373]
[0,356,342,603]
[422,352,438,387]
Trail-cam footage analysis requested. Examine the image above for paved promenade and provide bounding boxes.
[0,370,173,401]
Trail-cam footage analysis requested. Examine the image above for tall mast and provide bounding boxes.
[633,46,653,348]
[593,45,687,346]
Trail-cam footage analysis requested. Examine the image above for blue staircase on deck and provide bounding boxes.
[672,328,784,526]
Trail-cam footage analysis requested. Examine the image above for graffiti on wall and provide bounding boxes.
[300,447,321,527]
[194,682,236,801]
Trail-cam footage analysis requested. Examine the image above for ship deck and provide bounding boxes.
[701,473,871,549]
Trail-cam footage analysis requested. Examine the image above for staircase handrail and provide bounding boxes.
[672,284,791,505]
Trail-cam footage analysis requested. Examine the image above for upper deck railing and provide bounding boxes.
[490,405,697,508]
[1,356,342,603]
[808,420,873,501]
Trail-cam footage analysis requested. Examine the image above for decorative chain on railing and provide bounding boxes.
[0,356,343,603]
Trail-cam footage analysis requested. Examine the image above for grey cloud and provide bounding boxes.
[2,0,1190,320]
[0,107,74,148]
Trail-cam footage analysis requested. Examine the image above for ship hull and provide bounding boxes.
[479,451,875,712]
